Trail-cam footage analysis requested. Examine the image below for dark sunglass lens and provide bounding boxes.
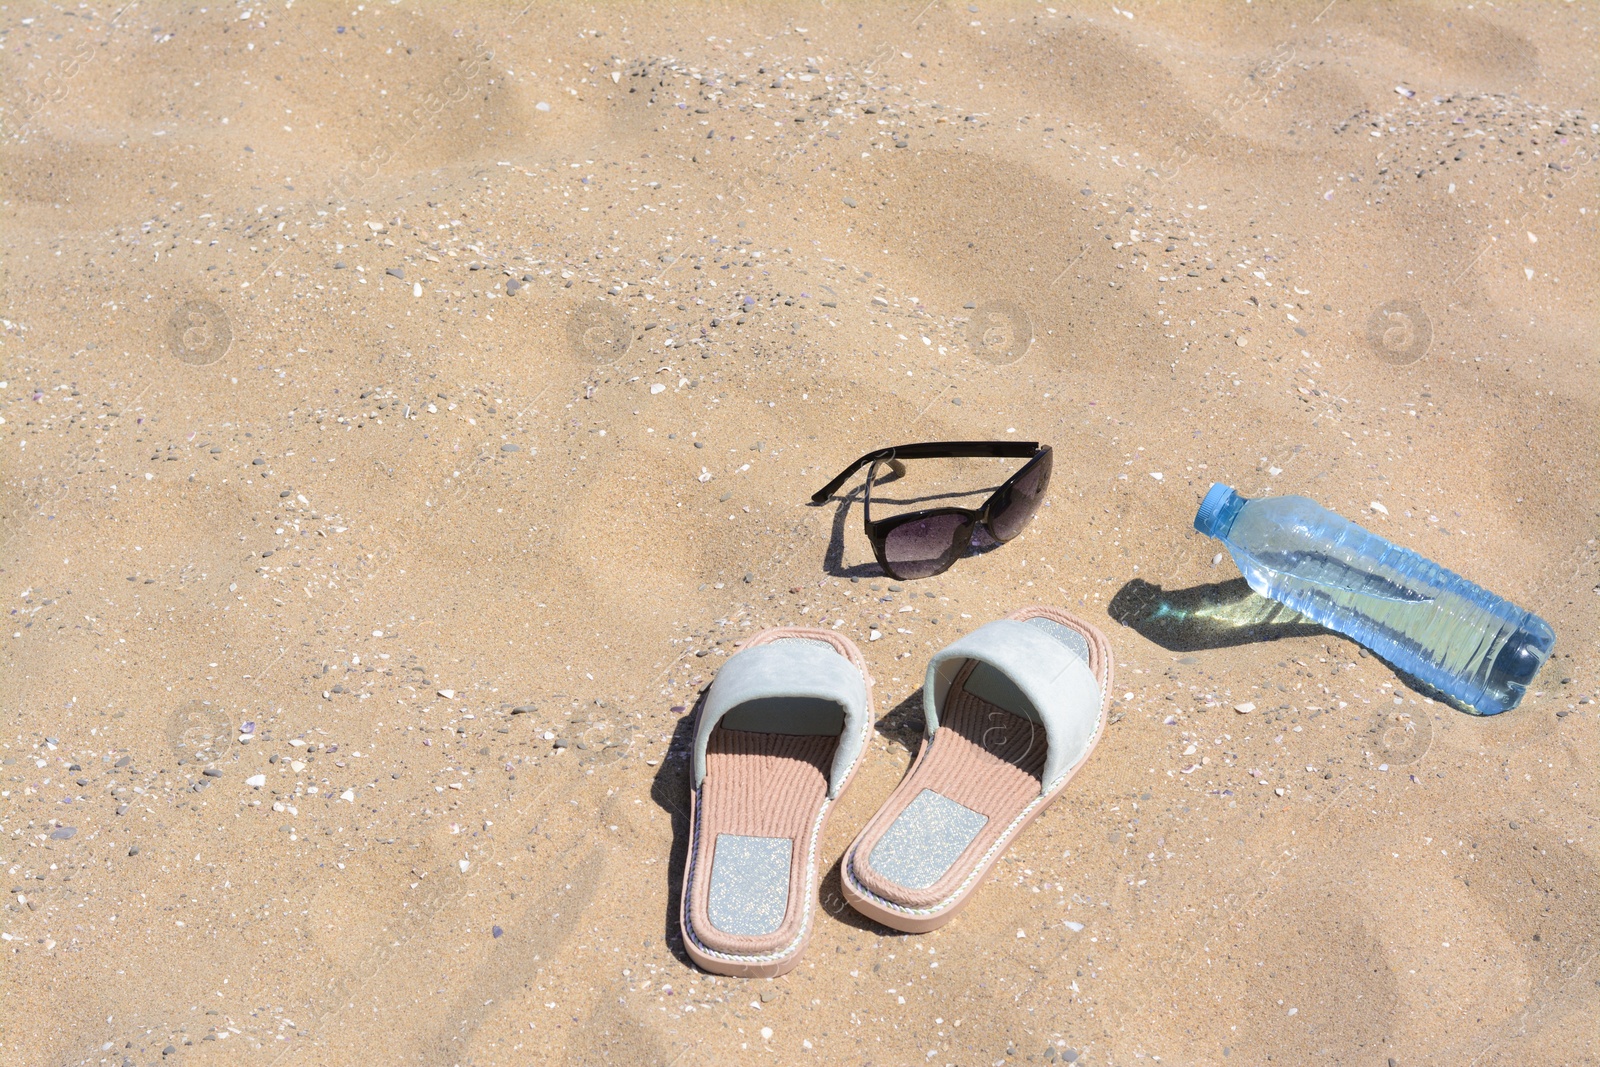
[989,452,1052,541]
[882,513,971,579]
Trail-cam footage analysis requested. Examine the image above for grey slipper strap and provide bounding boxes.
[693,639,868,799]
[924,618,1103,794]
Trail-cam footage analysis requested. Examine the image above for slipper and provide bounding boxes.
[680,628,875,977]
[842,606,1112,933]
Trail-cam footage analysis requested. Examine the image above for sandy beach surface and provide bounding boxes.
[3,2,1597,1064]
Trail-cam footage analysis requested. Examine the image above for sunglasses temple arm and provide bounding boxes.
[860,458,908,531]
[881,441,1040,460]
[809,438,1038,502]
[809,453,903,503]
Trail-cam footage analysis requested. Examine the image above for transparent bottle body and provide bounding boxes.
[1221,496,1554,715]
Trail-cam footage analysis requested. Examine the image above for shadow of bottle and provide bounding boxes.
[1107,577,1328,651]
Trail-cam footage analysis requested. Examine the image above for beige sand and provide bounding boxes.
[2,2,1596,1064]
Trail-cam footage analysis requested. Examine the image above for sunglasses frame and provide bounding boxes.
[810,441,1053,581]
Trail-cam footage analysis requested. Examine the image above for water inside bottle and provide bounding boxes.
[1235,548,1552,712]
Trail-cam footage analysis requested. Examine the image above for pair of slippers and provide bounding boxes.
[679,605,1113,978]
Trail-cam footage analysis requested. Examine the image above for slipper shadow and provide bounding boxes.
[648,702,702,970]
[874,688,925,757]
[819,854,908,937]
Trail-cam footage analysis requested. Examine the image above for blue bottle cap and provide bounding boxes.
[1194,483,1247,539]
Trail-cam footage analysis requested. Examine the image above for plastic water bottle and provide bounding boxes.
[1194,484,1555,716]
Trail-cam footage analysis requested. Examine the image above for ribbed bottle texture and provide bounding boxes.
[1194,484,1555,716]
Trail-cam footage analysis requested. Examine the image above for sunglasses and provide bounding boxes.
[810,441,1053,581]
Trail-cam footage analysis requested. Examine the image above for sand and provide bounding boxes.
[2,2,1597,1064]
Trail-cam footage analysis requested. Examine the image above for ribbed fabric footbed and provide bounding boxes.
[849,661,1047,909]
[847,606,1106,913]
[684,629,869,962]
[695,732,831,947]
